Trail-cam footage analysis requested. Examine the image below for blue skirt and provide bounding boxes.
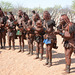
[43,39,51,44]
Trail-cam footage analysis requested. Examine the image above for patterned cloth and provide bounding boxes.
[16,30,22,35]
[43,39,51,44]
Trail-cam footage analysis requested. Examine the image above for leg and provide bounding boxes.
[35,42,39,59]
[39,42,44,60]
[3,31,6,48]
[15,30,17,39]
[53,36,58,49]
[30,42,33,55]
[21,35,24,52]
[3,35,6,49]
[73,49,75,55]
[65,47,73,73]
[18,36,21,52]
[1,37,3,49]
[12,36,15,50]
[48,44,53,67]
[8,36,11,50]
[0,32,3,49]
[0,32,1,48]
[27,39,30,54]
[44,45,49,65]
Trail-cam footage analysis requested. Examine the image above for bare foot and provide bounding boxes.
[63,68,67,71]
[30,53,33,55]
[62,71,70,74]
[21,50,24,53]
[47,64,52,67]
[8,48,11,50]
[27,53,30,55]
[12,48,15,51]
[18,50,21,53]
[34,57,39,59]
[43,63,48,66]
[40,58,43,61]
[1,46,3,49]
[3,47,6,49]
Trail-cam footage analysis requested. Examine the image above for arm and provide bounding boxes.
[63,31,73,39]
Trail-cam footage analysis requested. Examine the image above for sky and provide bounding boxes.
[0,0,73,8]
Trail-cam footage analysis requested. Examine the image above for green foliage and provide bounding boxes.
[72,0,75,10]
[45,7,51,11]
[0,1,13,11]
[33,7,44,14]
[53,5,62,10]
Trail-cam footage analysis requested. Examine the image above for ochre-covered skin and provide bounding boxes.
[32,10,40,26]
[43,11,58,67]
[0,8,7,49]
[26,20,35,55]
[16,10,26,52]
[55,14,75,73]
[34,20,45,60]
[6,14,15,50]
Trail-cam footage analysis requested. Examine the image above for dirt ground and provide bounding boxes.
[0,35,75,75]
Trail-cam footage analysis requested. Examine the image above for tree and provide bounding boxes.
[71,0,75,13]
[45,7,52,11]
[45,7,54,13]
[72,0,75,9]
[0,1,13,11]
[53,5,62,10]
[33,7,44,14]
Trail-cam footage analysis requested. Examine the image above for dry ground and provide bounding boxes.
[0,35,75,75]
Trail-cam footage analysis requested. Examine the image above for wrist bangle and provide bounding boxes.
[59,32,64,36]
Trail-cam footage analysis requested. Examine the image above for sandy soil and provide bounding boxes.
[0,35,75,75]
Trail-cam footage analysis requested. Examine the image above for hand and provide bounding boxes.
[27,28,30,31]
[5,24,9,27]
[2,24,4,26]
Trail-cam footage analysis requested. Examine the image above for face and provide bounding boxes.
[36,23,42,28]
[36,20,42,28]
[43,14,50,21]
[18,10,23,17]
[48,25,53,32]
[59,17,65,25]
[43,11,51,21]
[59,16,69,29]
